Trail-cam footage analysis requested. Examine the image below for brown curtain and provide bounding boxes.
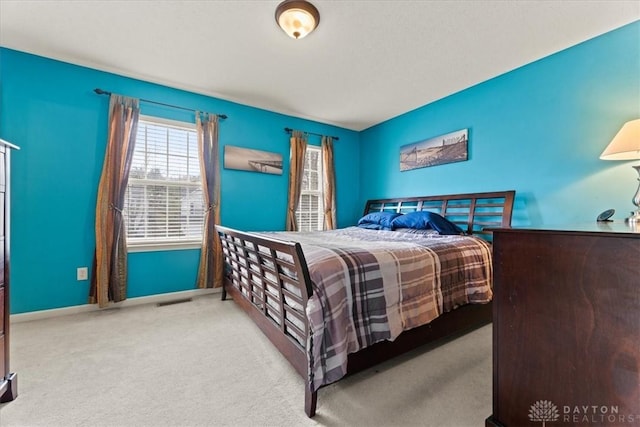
[321,136,337,230]
[89,95,140,307]
[285,131,308,231]
[195,112,223,288]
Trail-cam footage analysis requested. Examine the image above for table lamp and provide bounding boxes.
[600,119,640,223]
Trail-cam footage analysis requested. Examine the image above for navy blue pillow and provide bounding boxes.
[357,222,387,230]
[390,211,464,235]
[357,211,402,231]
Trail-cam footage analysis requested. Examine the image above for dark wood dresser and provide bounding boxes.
[486,223,639,427]
[0,139,18,403]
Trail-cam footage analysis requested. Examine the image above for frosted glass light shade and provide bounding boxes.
[275,0,320,39]
[600,119,640,160]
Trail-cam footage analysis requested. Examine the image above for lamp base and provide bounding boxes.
[627,166,640,224]
[625,210,640,223]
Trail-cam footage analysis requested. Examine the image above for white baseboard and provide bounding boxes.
[10,288,220,324]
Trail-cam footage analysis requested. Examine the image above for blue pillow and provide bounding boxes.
[357,222,388,230]
[390,211,464,235]
[357,211,402,231]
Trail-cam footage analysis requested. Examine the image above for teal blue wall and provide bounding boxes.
[0,49,360,313]
[1,22,638,314]
[360,22,640,227]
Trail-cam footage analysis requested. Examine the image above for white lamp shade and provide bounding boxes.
[600,119,640,160]
[275,1,319,39]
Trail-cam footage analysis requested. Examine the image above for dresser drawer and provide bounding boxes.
[0,287,4,334]
[0,240,4,287]
[0,334,4,377]
[0,194,4,239]
[0,151,5,191]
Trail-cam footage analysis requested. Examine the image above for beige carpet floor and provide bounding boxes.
[0,293,492,426]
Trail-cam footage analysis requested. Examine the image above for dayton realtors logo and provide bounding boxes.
[529,401,639,425]
[529,400,560,426]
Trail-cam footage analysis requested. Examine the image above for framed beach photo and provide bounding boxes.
[224,145,283,175]
[400,129,468,171]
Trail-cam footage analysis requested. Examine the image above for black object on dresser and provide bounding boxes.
[0,139,18,403]
[486,223,640,427]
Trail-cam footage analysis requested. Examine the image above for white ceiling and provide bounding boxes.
[1,1,638,131]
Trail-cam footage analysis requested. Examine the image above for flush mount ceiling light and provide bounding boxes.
[275,0,320,39]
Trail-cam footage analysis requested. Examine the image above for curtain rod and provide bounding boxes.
[284,127,339,141]
[94,88,228,120]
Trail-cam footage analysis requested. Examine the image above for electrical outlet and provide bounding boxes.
[77,267,88,281]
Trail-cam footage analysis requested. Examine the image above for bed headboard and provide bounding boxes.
[364,190,515,240]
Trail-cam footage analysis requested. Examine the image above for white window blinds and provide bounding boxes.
[296,145,324,231]
[124,116,204,248]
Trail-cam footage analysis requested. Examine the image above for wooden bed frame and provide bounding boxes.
[216,190,515,417]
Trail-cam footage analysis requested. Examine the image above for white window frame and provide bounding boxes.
[124,115,204,252]
[296,145,324,231]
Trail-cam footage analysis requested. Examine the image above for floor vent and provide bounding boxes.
[156,298,192,307]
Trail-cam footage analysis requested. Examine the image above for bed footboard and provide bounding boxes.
[216,225,317,415]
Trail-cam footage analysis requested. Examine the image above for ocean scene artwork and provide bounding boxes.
[400,129,468,171]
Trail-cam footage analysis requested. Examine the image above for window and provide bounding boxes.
[124,116,204,250]
[296,145,324,231]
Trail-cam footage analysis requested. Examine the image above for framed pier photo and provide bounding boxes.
[224,145,283,175]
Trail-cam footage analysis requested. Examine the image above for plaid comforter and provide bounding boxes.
[262,227,493,392]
